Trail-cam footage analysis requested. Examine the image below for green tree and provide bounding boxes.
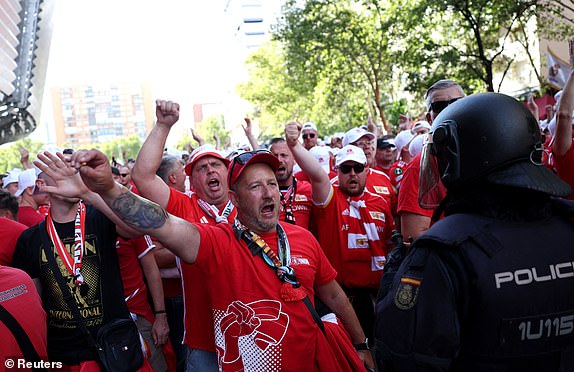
[0,138,45,174]
[237,41,314,137]
[97,135,142,165]
[193,115,230,149]
[276,0,396,132]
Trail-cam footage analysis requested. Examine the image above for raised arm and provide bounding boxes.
[73,149,200,263]
[35,152,141,238]
[284,121,331,204]
[243,117,261,150]
[132,100,180,208]
[554,41,574,157]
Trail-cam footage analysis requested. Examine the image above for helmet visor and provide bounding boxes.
[419,133,447,208]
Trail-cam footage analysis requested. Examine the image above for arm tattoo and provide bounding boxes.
[111,190,168,229]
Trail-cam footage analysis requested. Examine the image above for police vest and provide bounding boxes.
[376,200,574,371]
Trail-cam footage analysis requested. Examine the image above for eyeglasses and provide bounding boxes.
[229,149,270,178]
[302,133,316,140]
[338,163,365,174]
[430,98,461,114]
[353,140,373,148]
[120,173,129,177]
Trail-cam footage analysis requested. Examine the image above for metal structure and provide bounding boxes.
[0,0,53,145]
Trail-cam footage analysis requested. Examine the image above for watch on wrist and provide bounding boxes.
[353,338,370,351]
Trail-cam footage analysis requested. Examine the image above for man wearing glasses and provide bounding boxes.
[334,127,395,214]
[301,121,319,150]
[398,79,466,242]
[286,121,394,351]
[49,145,373,371]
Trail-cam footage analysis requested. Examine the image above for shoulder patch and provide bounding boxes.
[369,211,386,222]
[394,276,422,310]
[373,186,390,195]
[294,194,308,202]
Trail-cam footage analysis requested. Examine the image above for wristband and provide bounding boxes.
[154,310,166,314]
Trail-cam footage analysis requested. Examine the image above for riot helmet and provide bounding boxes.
[419,92,571,208]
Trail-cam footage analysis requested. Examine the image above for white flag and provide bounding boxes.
[547,48,573,89]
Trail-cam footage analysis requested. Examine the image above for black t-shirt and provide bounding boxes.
[12,204,130,365]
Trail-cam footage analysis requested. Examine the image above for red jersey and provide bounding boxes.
[375,160,407,189]
[332,168,395,209]
[397,153,436,218]
[17,205,44,227]
[294,169,337,183]
[195,222,342,371]
[279,178,313,228]
[553,143,574,200]
[0,217,27,265]
[0,266,47,364]
[117,235,155,320]
[313,186,394,289]
[166,188,237,352]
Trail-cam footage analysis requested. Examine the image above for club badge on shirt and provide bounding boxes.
[373,186,390,195]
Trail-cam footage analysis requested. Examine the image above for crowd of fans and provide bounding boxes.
[1,49,573,372]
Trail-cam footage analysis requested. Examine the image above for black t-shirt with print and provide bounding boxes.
[12,204,130,365]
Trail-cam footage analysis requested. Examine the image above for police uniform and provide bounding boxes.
[375,93,574,372]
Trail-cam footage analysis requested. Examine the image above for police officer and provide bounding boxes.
[375,92,574,371]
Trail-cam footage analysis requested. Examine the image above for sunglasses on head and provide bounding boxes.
[338,163,365,174]
[120,173,129,177]
[430,97,461,114]
[302,133,316,140]
[229,149,270,176]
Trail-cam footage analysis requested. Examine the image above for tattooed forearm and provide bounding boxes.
[110,190,168,229]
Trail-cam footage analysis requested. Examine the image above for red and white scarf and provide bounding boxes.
[47,201,87,285]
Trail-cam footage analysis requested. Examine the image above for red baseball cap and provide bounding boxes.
[184,145,230,177]
[227,150,280,187]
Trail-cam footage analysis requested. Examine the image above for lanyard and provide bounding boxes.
[280,178,297,224]
[197,199,234,223]
[46,201,86,286]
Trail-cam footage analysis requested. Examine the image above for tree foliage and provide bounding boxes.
[193,115,231,149]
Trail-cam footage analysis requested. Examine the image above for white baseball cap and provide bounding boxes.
[335,145,367,167]
[2,170,20,188]
[409,134,426,158]
[301,122,318,133]
[342,127,375,147]
[309,146,331,174]
[394,130,415,160]
[15,169,37,197]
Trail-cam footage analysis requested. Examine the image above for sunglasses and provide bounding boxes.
[338,163,365,174]
[430,97,461,114]
[302,133,316,140]
[229,149,270,177]
[120,173,129,177]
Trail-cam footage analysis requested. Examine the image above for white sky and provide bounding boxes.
[35,0,242,146]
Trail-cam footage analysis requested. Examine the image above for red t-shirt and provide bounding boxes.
[117,235,155,320]
[294,169,337,183]
[0,217,27,265]
[312,186,394,289]
[166,188,237,352]
[279,178,313,228]
[553,143,574,200]
[375,160,407,189]
[195,222,340,371]
[17,206,45,227]
[332,168,395,215]
[397,154,435,218]
[0,266,47,364]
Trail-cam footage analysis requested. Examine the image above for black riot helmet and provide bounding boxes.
[419,92,571,208]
